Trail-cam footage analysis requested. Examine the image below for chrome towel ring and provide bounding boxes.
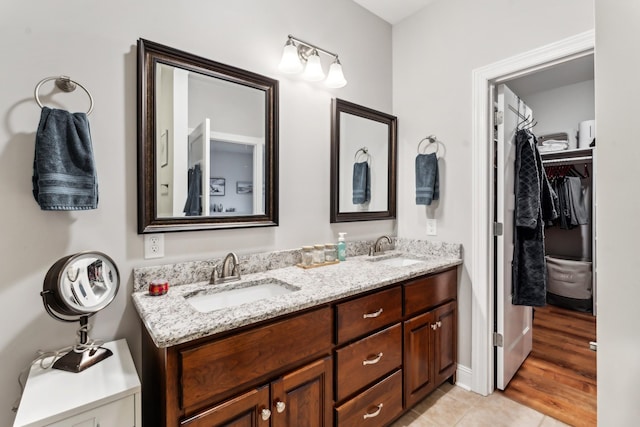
[34,76,94,115]
[417,135,439,155]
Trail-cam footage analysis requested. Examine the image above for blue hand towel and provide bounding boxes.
[416,153,439,205]
[32,107,98,210]
[352,161,371,204]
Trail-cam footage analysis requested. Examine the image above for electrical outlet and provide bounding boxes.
[144,234,164,259]
[426,219,437,236]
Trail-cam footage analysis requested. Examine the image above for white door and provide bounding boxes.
[188,118,211,215]
[495,84,533,390]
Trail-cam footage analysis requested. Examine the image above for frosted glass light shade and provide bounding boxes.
[278,42,303,73]
[302,50,325,81]
[325,60,347,88]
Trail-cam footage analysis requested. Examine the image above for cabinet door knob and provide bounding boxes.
[363,403,384,419]
[362,352,383,365]
[363,308,383,319]
[436,321,442,328]
[431,323,438,330]
[261,408,272,420]
[275,400,286,413]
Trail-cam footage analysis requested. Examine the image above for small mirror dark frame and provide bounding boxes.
[330,98,397,223]
[137,39,279,233]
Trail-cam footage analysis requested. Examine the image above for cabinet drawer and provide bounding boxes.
[180,307,332,409]
[335,323,401,402]
[335,286,402,344]
[335,370,403,427]
[404,268,456,316]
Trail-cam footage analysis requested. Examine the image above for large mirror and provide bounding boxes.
[330,99,397,222]
[137,39,279,233]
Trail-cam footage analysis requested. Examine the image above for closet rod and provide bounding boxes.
[542,156,592,165]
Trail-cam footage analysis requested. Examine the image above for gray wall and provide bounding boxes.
[595,0,640,424]
[0,1,392,425]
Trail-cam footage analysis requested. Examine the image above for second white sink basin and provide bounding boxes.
[185,279,299,313]
[378,257,424,267]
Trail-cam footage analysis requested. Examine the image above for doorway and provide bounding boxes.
[469,30,595,399]
[492,61,597,424]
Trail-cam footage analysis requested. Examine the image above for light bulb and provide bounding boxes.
[302,49,325,81]
[278,39,303,73]
[325,58,347,88]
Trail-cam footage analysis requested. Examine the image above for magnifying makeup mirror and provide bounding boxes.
[40,251,120,372]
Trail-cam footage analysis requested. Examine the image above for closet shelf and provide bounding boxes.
[541,147,593,165]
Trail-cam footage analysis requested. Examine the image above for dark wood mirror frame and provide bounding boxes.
[330,98,397,223]
[137,39,279,233]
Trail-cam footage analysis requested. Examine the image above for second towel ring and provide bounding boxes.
[417,135,439,155]
[34,76,94,115]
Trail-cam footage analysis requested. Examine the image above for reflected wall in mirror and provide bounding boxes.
[138,39,278,233]
[330,98,397,223]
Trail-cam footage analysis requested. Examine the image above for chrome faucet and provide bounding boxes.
[210,252,242,284]
[371,235,393,256]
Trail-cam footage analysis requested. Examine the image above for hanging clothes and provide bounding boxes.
[183,164,202,216]
[512,129,558,306]
[548,173,589,229]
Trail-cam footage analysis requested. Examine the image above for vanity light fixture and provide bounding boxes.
[278,35,347,88]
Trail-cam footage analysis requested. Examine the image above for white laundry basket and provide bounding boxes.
[546,255,593,312]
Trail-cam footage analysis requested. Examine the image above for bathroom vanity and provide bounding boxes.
[133,242,461,426]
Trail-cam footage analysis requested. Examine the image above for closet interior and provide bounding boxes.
[507,54,596,316]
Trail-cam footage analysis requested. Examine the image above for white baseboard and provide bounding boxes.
[454,364,473,391]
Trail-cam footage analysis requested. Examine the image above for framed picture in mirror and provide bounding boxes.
[210,178,225,196]
[237,181,253,194]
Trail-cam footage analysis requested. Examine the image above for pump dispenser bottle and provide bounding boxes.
[337,232,347,261]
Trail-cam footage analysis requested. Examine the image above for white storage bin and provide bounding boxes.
[546,255,592,312]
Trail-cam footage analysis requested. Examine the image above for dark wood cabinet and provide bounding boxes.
[403,270,457,409]
[141,267,457,427]
[271,357,333,427]
[181,385,270,427]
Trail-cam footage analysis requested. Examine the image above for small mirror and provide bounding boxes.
[330,99,397,222]
[41,251,120,372]
[138,39,279,233]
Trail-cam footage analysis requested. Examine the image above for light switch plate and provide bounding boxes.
[144,234,164,259]
[426,219,437,236]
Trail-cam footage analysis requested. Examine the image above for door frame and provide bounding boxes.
[470,30,595,396]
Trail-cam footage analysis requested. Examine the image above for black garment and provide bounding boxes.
[512,129,558,306]
[183,164,202,216]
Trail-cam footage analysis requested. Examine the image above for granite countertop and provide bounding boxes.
[132,248,462,349]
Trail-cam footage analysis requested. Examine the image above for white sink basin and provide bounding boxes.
[185,279,299,313]
[378,257,424,267]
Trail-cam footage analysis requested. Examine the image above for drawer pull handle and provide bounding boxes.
[275,400,286,413]
[363,403,384,419]
[363,308,383,319]
[362,352,383,365]
[261,408,272,420]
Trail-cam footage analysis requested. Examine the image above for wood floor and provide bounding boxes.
[502,304,597,426]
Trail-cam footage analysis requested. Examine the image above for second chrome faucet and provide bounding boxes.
[370,235,392,256]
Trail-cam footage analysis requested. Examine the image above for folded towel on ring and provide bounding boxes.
[352,161,371,204]
[416,152,439,205]
[32,107,98,210]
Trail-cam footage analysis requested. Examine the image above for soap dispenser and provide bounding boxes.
[337,232,347,261]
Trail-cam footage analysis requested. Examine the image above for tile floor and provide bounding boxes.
[390,383,569,427]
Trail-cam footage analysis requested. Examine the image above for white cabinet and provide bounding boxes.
[13,339,141,427]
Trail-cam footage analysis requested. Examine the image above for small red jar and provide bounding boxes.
[148,279,169,296]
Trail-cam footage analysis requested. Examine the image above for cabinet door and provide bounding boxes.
[46,395,136,427]
[270,357,333,427]
[403,311,435,408]
[181,385,270,427]
[433,301,457,386]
